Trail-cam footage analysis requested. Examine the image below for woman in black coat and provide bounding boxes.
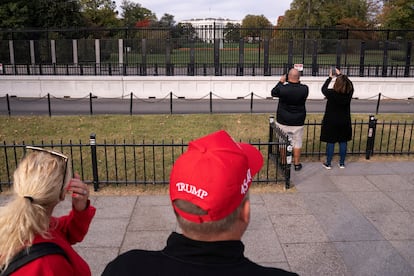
[320,68,354,169]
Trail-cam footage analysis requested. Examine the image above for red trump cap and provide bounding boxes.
[169,130,263,223]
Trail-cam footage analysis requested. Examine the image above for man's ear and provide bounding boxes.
[239,199,250,225]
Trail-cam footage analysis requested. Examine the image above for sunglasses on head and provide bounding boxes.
[25,146,69,191]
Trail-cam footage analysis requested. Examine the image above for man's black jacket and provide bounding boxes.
[102,232,298,276]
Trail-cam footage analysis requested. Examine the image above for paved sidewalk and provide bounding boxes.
[1,161,414,275]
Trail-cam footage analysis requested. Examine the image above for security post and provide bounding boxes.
[90,133,99,191]
[268,115,275,157]
[375,93,381,115]
[285,137,293,189]
[365,115,377,159]
[47,93,51,117]
[130,92,133,115]
[89,93,93,115]
[6,94,11,116]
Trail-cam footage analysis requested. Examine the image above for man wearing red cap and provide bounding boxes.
[103,130,298,275]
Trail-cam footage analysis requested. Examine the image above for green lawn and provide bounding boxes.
[1,113,412,194]
[110,44,412,66]
[1,113,412,145]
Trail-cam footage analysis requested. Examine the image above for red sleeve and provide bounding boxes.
[54,200,96,244]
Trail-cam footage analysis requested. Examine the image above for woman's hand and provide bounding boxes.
[67,173,90,211]
[335,68,341,75]
[329,67,341,78]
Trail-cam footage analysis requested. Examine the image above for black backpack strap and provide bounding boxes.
[2,242,69,276]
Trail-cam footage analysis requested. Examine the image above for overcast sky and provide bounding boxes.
[115,0,293,25]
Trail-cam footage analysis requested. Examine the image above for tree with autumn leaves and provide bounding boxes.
[0,0,413,37]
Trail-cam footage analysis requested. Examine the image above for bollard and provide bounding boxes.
[89,93,93,115]
[376,93,381,114]
[365,115,377,159]
[170,92,173,114]
[6,94,11,116]
[129,92,133,115]
[90,133,99,191]
[47,93,51,117]
[268,115,275,156]
[209,92,212,114]
[285,137,293,189]
[250,92,253,113]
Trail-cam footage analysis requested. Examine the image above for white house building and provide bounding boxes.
[180,18,241,43]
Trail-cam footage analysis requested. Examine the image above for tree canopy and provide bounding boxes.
[241,14,273,39]
[276,0,414,30]
[120,0,156,27]
[277,0,376,29]
[0,0,84,28]
[80,0,120,27]
[0,0,412,31]
[378,0,414,29]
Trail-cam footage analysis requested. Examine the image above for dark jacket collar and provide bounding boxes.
[162,232,245,264]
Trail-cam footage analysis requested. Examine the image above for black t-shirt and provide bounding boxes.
[271,81,309,126]
[103,232,298,276]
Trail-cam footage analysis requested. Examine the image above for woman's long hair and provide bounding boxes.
[0,150,70,271]
[333,74,354,94]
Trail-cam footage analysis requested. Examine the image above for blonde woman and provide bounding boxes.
[0,146,96,275]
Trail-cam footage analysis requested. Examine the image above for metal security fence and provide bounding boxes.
[0,132,288,192]
[268,116,413,186]
[268,116,293,188]
[301,117,414,158]
[1,116,412,192]
[264,115,413,180]
[1,27,414,77]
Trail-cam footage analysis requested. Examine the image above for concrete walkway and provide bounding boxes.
[2,161,414,275]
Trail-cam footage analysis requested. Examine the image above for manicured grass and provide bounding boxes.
[112,46,411,65]
[1,113,412,144]
[1,114,271,143]
[1,113,412,194]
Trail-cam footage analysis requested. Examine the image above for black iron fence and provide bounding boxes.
[268,116,293,188]
[0,121,290,191]
[300,117,414,159]
[1,115,412,192]
[1,27,413,77]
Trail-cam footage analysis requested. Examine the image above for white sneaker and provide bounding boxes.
[338,163,345,169]
[322,163,332,170]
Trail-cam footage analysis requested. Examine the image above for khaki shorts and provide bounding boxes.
[275,122,304,148]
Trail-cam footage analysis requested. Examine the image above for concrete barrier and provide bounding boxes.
[0,75,413,100]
